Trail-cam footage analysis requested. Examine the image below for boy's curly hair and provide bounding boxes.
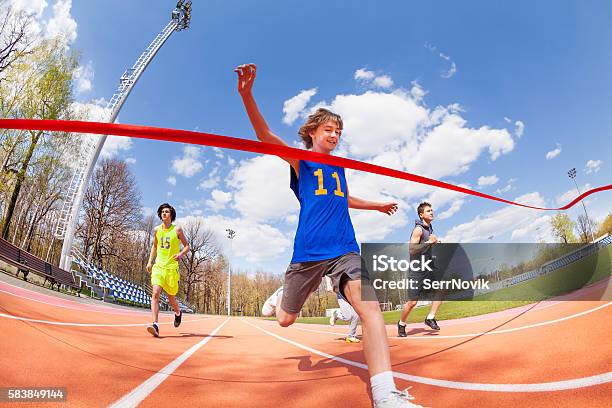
[298,108,343,149]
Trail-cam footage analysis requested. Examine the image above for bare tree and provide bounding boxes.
[179,217,219,303]
[76,158,142,268]
[0,5,34,78]
[575,214,597,243]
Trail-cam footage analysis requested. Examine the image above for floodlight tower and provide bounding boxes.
[56,2,193,270]
[226,228,236,316]
[567,167,595,242]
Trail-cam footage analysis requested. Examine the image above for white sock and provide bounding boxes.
[370,371,397,404]
[427,313,435,320]
[398,321,406,326]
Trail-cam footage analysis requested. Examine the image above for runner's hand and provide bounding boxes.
[234,63,256,96]
[378,202,398,216]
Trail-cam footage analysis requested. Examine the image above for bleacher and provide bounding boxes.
[72,257,194,313]
[478,235,612,294]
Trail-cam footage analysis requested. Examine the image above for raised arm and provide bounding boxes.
[235,63,300,174]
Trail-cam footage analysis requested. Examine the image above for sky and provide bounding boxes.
[9,0,612,274]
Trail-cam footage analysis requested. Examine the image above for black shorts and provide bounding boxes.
[281,252,369,314]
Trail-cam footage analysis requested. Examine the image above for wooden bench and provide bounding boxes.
[0,237,79,293]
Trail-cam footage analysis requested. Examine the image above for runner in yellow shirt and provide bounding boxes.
[146,203,190,337]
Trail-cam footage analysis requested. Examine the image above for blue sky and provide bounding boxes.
[16,0,612,273]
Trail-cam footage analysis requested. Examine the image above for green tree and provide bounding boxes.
[550,212,577,244]
[596,214,612,237]
[1,38,78,239]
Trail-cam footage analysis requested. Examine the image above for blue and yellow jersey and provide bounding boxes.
[290,160,359,262]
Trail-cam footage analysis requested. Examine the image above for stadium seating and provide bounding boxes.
[72,257,194,312]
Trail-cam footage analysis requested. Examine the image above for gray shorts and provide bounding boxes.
[281,252,368,314]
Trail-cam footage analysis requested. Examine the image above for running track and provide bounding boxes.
[1,279,610,407]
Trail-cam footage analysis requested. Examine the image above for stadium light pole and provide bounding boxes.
[226,228,236,316]
[567,168,595,242]
[56,1,193,271]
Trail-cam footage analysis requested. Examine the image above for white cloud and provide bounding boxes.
[178,215,291,263]
[285,214,298,225]
[503,117,512,123]
[424,44,457,79]
[354,68,375,81]
[125,157,136,165]
[212,147,224,159]
[206,189,232,212]
[585,159,602,174]
[495,178,516,195]
[350,207,409,242]
[511,215,553,241]
[74,60,94,93]
[441,62,457,79]
[557,183,591,206]
[354,68,394,89]
[198,177,219,190]
[167,176,177,186]
[142,207,154,217]
[373,75,394,89]
[167,191,173,198]
[514,120,525,138]
[45,0,77,46]
[282,88,318,125]
[172,145,203,177]
[227,155,298,221]
[100,136,132,159]
[478,175,499,186]
[443,192,547,242]
[545,145,561,160]
[437,199,465,220]
[228,156,236,166]
[410,81,427,102]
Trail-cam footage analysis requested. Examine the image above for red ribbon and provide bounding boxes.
[1,118,609,211]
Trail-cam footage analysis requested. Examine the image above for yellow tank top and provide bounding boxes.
[155,223,180,269]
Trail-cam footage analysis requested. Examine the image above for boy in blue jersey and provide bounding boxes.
[236,64,424,408]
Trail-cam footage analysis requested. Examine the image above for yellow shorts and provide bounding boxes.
[151,265,180,296]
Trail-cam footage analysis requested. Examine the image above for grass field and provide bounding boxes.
[287,244,611,325]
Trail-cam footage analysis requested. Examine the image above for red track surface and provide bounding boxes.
[1,280,610,407]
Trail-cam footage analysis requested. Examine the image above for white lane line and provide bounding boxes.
[283,302,612,339]
[0,287,148,315]
[109,317,230,408]
[0,312,210,327]
[244,319,612,392]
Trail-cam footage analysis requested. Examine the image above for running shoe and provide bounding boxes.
[345,336,361,343]
[374,388,423,408]
[147,322,159,337]
[424,318,440,331]
[329,309,338,326]
[262,287,283,317]
[397,321,407,337]
[174,311,182,328]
